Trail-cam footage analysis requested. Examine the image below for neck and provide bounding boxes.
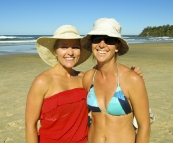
[96,60,118,76]
[54,63,76,77]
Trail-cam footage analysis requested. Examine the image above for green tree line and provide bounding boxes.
[139,24,173,37]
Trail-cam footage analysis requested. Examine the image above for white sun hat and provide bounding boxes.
[81,18,129,55]
[36,25,91,67]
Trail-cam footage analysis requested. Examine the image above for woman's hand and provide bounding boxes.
[131,65,144,79]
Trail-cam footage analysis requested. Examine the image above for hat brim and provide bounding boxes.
[36,37,91,67]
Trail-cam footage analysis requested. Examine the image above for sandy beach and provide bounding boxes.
[0,42,173,143]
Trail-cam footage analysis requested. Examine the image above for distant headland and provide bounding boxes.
[139,24,173,37]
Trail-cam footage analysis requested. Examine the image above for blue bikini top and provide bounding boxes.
[87,64,132,116]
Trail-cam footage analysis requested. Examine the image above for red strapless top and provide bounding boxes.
[38,88,88,143]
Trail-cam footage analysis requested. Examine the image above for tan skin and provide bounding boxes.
[83,40,150,143]
[25,39,143,143]
[25,39,83,143]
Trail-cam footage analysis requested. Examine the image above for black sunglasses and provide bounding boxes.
[90,35,120,45]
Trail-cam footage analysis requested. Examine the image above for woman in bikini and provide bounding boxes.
[82,18,150,143]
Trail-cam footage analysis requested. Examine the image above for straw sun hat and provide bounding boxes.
[36,25,91,67]
[81,18,129,55]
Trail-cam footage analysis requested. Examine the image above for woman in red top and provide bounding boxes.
[25,25,91,143]
[25,24,142,143]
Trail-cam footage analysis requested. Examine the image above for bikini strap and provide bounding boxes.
[116,63,120,87]
[92,70,97,84]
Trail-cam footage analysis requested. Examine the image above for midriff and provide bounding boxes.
[88,112,135,143]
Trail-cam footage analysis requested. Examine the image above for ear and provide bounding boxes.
[115,43,121,53]
[115,48,119,53]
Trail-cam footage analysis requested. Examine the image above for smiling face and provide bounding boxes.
[90,36,120,63]
[54,39,81,68]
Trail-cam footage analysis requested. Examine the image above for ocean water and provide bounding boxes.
[0,35,173,55]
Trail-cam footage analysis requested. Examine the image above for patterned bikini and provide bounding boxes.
[87,64,132,116]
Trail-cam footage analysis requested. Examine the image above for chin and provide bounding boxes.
[96,58,107,62]
[64,63,76,68]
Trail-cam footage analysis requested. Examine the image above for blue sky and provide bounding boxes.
[1,0,173,35]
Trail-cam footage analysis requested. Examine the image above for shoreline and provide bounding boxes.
[0,41,173,56]
[0,42,173,142]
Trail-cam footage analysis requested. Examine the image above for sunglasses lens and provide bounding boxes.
[105,38,117,45]
[91,36,119,45]
[91,37,102,44]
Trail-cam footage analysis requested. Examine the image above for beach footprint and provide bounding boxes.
[4,137,13,142]
[6,112,13,117]
[8,119,23,129]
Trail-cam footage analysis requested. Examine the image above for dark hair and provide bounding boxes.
[53,40,59,51]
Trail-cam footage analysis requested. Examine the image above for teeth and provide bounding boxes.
[65,57,74,60]
[98,50,106,54]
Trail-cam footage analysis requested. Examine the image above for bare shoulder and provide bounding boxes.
[83,69,96,79]
[36,70,51,82]
[119,63,144,84]
[30,69,53,92]
[83,69,96,91]
[119,63,147,103]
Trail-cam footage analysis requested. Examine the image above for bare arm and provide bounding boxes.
[129,73,150,143]
[82,70,95,124]
[25,75,49,143]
